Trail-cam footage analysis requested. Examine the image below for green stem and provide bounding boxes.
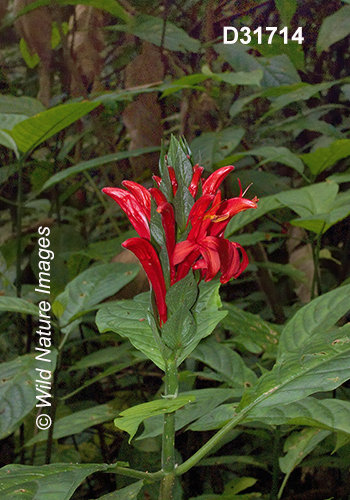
[311,228,324,300]
[159,354,178,500]
[175,411,247,476]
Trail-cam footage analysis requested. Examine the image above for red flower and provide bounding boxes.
[102,186,150,239]
[172,176,258,284]
[122,237,167,325]
[102,161,258,326]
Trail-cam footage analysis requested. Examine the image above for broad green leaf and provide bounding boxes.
[243,146,304,174]
[189,403,237,431]
[0,296,39,316]
[97,281,228,370]
[26,401,121,446]
[276,181,350,234]
[0,130,19,157]
[222,303,281,356]
[16,0,129,22]
[226,195,282,236]
[138,388,234,440]
[317,5,350,53]
[263,81,338,119]
[40,146,160,192]
[328,168,350,184]
[178,280,227,366]
[96,481,144,500]
[300,139,350,175]
[0,95,45,115]
[237,284,350,412]
[160,74,208,97]
[161,304,196,351]
[190,339,257,388]
[96,293,164,369]
[278,282,350,353]
[213,69,263,87]
[247,397,350,436]
[0,113,29,130]
[0,463,116,500]
[0,352,57,439]
[251,35,305,71]
[53,262,139,329]
[274,0,297,25]
[258,54,301,87]
[166,273,198,313]
[9,101,100,154]
[110,14,200,52]
[216,44,300,87]
[190,127,245,170]
[115,395,195,442]
[279,428,330,497]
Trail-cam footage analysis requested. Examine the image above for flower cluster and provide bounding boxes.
[103,161,258,326]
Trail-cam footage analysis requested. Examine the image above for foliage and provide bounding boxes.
[1,1,350,499]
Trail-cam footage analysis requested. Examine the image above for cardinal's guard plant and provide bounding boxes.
[97,137,258,498]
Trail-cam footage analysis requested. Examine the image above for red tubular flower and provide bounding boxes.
[122,237,167,325]
[102,187,150,240]
[172,180,258,283]
[189,164,204,197]
[167,166,178,196]
[202,165,235,196]
[122,181,151,219]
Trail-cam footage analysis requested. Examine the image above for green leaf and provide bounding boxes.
[96,481,144,500]
[300,138,350,176]
[251,35,305,71]
[190,339,257,388]
[26,401,121,446]
[274,0,297,25]
[9,101,100,154]
[0,95,45,115]
[0,113,29,130]
[138,388,234,439]
[96,293,165,370]
[247,397,350,436]
[226,195,282,236]
[0,130,19,157]
[317,5,350,53]
[161,304,196,351]
[213,69,263,87]
[178,280,227,366]
[216,44,300,88]
[110,14,200,52]
[237,284,350,412]
[0,352,57,439]
[16,0,130,22]
[263,81,337,119]
[40,146,160,192]
[0,463,115,500]
[276,181,350,234]
[279,428,330,497]
[166,270,198,314]
[222,303,281,356]
[242,146,305,174]
[53,262,139,329]
[190,127,245,171]
[19,37,39,68]
[0,296,39,316]
[114,395,195,442]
